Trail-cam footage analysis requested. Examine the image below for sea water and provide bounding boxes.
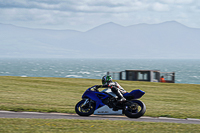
[0,58,200,84]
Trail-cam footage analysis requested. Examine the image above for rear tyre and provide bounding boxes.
[75,100,95,116]
[124,100,146,118]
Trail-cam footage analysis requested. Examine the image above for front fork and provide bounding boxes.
[82,99,89,106]
[82,98,94,109]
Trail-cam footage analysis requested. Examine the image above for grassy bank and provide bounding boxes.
[0,118,200,133]
[0,76,200,119]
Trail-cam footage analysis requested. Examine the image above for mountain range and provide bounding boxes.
[0,21,200,59]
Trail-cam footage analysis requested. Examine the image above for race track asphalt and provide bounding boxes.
[0,111,200,124]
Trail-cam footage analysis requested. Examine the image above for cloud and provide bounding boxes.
[161,0,194,4]
[151,2,170,11]
[0,0,149,13]
[0,0,200,31]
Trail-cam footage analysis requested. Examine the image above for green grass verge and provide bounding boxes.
[0,118,200,133]
[0,76,200,119]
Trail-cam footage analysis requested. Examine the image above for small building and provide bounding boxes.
[107,70,175,83]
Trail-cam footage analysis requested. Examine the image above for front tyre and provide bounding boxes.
[75,100,95,116]
[124,100,146,118]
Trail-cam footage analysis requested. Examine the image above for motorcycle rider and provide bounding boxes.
[96,75,127,102]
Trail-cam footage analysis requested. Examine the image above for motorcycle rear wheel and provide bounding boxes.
[75,100,95,116]
[124,100,146,118]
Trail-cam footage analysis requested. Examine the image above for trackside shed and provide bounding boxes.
[107,70,175,83]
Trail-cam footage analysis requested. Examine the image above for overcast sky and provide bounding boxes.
[0,0,200,31]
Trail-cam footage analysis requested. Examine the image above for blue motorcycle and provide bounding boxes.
[75,85,146,118]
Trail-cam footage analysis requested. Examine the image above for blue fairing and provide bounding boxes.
[123,89,145,99]
[82,86,110,109]
[82,86,145,110]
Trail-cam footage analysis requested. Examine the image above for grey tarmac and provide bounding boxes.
[0,111,200,124]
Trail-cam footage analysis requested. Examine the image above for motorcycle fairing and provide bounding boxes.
[123,89,145,99]
[94,105,122,115]
[82,86,145,110]
[76,85,146,118]
[82,86,110,109]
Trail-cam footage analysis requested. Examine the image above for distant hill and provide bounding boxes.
[0,21,200,59]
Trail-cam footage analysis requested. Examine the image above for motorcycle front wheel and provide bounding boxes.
[75,100,95,116]
[124,100,146,118]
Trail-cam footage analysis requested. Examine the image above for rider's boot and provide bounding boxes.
[118,97,126,102]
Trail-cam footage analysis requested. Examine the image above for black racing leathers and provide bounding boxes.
[100,82,127,100]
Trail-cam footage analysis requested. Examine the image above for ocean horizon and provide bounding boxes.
[0,58,200,84]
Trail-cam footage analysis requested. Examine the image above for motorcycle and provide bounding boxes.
[75,85,146,118]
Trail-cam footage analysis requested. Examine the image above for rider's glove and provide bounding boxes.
[95,85,102,88]
[94,85,101,92]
